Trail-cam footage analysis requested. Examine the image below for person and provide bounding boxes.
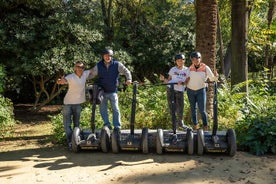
[56,61,91,149]
[186,51,217,131]
[160,53,190,130]
[90,49,132,131]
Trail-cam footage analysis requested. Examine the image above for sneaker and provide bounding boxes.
[203,126,208,131]
[178,124,189,130]
[68,142,72,151]
[193,124,200,130]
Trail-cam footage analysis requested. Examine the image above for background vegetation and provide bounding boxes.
[0,0,275,155]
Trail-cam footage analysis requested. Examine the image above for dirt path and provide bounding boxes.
[1,147,275,184]
[0,105,275,184]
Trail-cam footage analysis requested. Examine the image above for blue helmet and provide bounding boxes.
[190,51,201,59]
[175,54,185,60]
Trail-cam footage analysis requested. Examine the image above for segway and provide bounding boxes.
[196,82,237,156]
[71,84,111,153]
[156,83,194,155]
[111,82,149,153]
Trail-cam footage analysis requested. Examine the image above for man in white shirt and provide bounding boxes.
[57,61,91,149]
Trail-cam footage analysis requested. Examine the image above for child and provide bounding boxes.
[160,53,190,129]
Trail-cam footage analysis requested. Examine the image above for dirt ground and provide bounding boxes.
[0,105,275,184]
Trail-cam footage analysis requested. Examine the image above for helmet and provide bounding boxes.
[102,49,113,56]
[175,54,185,60]
[190,51,201,59]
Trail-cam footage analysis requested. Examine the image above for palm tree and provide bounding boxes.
[195,0,218,116]
[231,0,249,92]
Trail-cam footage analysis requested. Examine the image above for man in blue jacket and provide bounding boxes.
[90,49,132,130]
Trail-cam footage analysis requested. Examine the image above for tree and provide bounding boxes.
[195,0,218,115]
[265,0,275,79]
[0,0,103,110]
[231,0,249,93]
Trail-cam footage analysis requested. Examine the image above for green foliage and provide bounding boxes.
[234,75,276,155]
[51,113,65,143]
[235,102,276,156]
[0,64,5,94]
[0,65,16,137]
[0,95,16,137]
[216,80,244,129]
[0,0,103,107]
[119,84,173,129]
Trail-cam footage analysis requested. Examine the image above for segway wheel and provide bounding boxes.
[72,127,81,153]
[142,127,149,154]
[227,128,237,156]
[197,129,204,155]
[156,128,164,154]
[111,128,120,153]
[100,126,111,153]
[186,128,194,155]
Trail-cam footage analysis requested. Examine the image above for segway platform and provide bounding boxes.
[72,126,110,152]
[156,83,194,155]
[115,129,147,151]
[71,84,111,153]
[73,129,101,150]
[156,128,194,154]
[195,82,237,156]
[111,82,149,154]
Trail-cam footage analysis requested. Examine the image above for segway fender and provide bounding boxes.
[142,127,149,154]
[73,127,81,145]
[71,127,81,153]
[197,128,204,155]
[186,128,194,155]
[227,128,237,156]
[156,128,164,154]
[100,126,111,153]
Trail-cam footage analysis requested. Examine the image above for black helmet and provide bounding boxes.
[190,51,201,59]
[175,54,185,60]
[102,49,113,56]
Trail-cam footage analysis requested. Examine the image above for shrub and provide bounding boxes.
[235,77,276,155]
[0,96,16,137]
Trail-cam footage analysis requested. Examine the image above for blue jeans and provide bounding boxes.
[63,104,82,144]
[187,88,208,126]
[100,92,121,129]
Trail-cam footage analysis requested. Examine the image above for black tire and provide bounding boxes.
[197,129,204,155]
[72,127,81,153]
[142,127,149,154]
[100,126,111,153]
[227,129,237,156]
[156,128,163,155]
[186,129,194,155]
[111,128,119,153]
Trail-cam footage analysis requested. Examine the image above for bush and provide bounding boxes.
[235,78,276,155]
[0,95,16,137]
[0,65,16,137]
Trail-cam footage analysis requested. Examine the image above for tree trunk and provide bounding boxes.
[101,0,114,42]
[195,0,218,116]
[265,0,275,80]
[231,0,249,94]
[217,6,225,77]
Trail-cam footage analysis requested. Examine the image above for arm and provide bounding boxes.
[88,65,98,79]
[160,74,171,84]
[206,66,218,82]
[118,62,132,85]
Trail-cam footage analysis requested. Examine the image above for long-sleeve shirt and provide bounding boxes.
[187,63,217,91]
